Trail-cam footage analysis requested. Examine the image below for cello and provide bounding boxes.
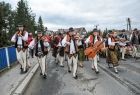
[84,40,105,58]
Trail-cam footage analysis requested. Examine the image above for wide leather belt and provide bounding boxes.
[68,53,77,58]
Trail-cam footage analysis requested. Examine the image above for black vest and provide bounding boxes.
[15,35,24,48]
[68,37,77,54]
[92,35,100,44]
[35,38,48,57]
[15,31,28,49]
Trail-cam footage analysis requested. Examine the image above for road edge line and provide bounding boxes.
[12,63,39,95]
[98,63,140,95]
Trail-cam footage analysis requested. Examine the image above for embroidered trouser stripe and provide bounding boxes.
[37,56,46,75]
[16,49,27,71]
[68,55,78,77]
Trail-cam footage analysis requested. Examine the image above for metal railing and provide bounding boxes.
[0,46,17,70]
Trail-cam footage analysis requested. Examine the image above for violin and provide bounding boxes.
[113,36,128,44]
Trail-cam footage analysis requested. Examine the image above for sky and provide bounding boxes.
[3,0,140,31]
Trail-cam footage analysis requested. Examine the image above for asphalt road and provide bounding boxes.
[23,55,139,95]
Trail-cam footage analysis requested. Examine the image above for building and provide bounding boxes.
[58,27,87,35]
[45,30,54,35]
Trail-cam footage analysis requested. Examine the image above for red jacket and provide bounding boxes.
[28,35,33,45]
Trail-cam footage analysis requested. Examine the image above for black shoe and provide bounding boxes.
[92,68,95,71]
[108,63,112,68]
[40,73,43,76]
[55,60,59,65]
[23,69,28,74]
[43,74,47,79]
[60,65,64,67]
[115,71,118,74]
[79,65,83,68]
[20,68,23,74]
[73,75,78,79]
[95,71,99,74]
[108,66,112,68]
[68,70,71,73]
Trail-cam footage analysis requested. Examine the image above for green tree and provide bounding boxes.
[0,1,13,47]
[37,16,44,33]
[102,28,109,38]
[84,30,93,38]
[8,11,16,38]
[15,0,36,33]
[0,0,40,47]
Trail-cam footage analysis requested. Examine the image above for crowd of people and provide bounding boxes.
[11,24,140,79]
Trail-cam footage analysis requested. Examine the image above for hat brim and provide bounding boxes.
[18,25,24,27]
[69,27,74,32]
[37,31,42,34]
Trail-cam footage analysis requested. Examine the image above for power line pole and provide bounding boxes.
[127,18,132,32]
[94,24,99,30]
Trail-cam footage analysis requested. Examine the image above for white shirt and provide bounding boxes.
[61,35,67,47]
[22,31,28,41]
[94,36,98,43]
[85,36,90,44]
[11,31,28,42]
[38,41,41,48]
[17,36,22,45]
[44,41,50,47]
[28,39,49,49]
[77,40,82,46]
[70,39,76,54]
[28,39,35,49]
[108,37,116,46]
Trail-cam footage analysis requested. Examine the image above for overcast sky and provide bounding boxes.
[3,0,140,31]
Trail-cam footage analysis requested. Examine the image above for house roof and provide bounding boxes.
[58,27,87,33]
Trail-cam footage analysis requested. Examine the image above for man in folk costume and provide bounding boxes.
[51,33,60,64]
[130,28,140,58]
[28,33,34,58]
[28,31,49,79]
[11,25,29,73]
[62,32,69,61]
[107,31,120,74]
[96,30,103,62]
[75,33,85,68]
[57,33,65,67]
[118,29,128,61]
[62,27,79,79]
[26,33,34,69]
[45,34,51,52]
[85,29,100,74]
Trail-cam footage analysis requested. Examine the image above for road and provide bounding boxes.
[23,55,140,95]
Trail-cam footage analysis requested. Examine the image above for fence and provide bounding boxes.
[0,46,17,70]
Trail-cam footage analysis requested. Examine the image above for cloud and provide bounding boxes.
[3,0,140,30]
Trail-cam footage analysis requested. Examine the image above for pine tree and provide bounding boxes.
[15,0,36,33]
[0,1,13,47]
[37,16,44,33]
[0,0,39,47]
[103,31,108,38]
